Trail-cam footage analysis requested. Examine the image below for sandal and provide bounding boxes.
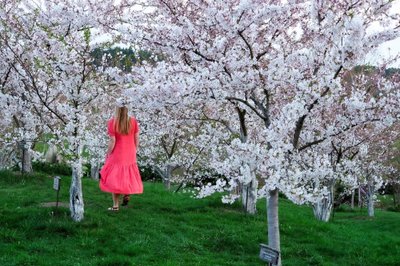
[107,206,119,211]
[122,195,130,206]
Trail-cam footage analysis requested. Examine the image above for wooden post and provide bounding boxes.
[53,176,61,212]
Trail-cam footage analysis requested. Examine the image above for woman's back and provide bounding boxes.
[107,117,139,165]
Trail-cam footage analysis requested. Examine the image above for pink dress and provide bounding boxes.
[99,117,143,194]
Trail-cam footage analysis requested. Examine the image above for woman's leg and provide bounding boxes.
[122,194,130,206]
[112,193,120,208]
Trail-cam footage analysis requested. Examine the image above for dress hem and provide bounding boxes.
[99,185,143,195]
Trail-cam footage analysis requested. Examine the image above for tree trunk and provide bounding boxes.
[236,107,258,214]
[367,179,375,217]
[0,147,15,169]
[163,165,173,190]
[351,189,355,209]
[313,182,335,222]
[70,166,84,222]
[313,197,333,222]
[45,144,59,163]
[267,188,281,266]
[154,165,174,190]
[358,186,362,208]
[393,183,400,208]
[90,163,100,180]
[241,176,258,214]
[19,140,32,173]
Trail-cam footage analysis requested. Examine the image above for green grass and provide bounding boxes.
[1,171,400,266]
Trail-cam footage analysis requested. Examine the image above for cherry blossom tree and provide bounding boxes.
[0,2,39,172]
[305,65,400,220]
[122,1,400,263]
[388,139,400,208]
[126,73,219,191]
[360,123,400,217]
[0,0,128,221]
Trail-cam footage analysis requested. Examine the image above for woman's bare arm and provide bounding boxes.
[134,132,139,152]
[106,136,116,156]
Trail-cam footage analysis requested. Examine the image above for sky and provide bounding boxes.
[366,0,400,67]
[368,38,400,67]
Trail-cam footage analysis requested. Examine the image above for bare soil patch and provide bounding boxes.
[40,202,69,208]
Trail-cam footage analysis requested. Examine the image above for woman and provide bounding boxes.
[99,105,143,211]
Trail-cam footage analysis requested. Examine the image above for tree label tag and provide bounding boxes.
[259,244,279,265]
[53,176,61,191]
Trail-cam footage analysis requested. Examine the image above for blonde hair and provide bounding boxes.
[114,107,131,135]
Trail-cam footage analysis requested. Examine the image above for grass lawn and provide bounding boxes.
[0,171,400,266]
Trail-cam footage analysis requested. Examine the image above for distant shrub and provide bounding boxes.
[82,163,90,178]
[139,165,162,182]
[32,161,164,180]
[0,169,47,185]
[334,204,357,213]
[32,161,71,176]
[387,206,400,212]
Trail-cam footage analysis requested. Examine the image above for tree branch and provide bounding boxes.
[226,96,266,120]
[298,118,380,151]
[238,29,253,59]
[293,65,343,148]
